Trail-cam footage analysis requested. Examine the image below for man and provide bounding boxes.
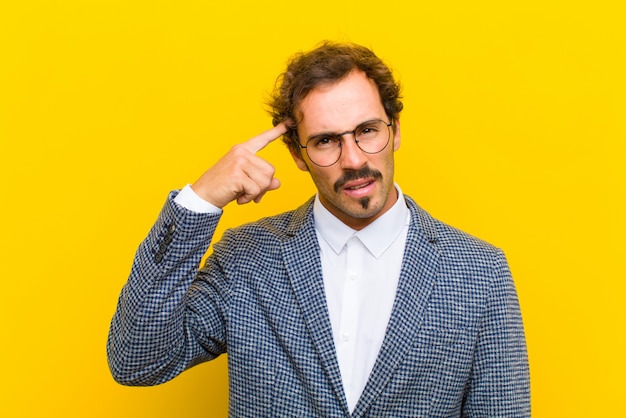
[108,41,530,417]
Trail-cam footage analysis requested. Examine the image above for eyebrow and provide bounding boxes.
[306,118,383,141]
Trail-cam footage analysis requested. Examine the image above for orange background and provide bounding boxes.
[1,1,624,416]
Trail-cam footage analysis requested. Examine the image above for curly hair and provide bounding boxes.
[267,41,403,155]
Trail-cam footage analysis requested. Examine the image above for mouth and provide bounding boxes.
[334,167,383,194]
[344,179,374,190]
[341,178,377,198]
[345,181,374,190]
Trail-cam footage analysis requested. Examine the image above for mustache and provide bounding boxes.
[334,167,383,192]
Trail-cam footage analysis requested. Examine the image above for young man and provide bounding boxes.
[108,42,530,417]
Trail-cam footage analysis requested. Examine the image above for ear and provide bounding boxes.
[392,118,401,151]
[290,147,309,171]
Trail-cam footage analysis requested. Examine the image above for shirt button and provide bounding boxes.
[349,272,356,281]
[342,333,351,341]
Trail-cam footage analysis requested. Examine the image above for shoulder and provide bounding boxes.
[404,194,502,262]
[403,196,514,318]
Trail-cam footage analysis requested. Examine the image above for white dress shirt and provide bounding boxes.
[313,185,410,412]
[174,184,410,412]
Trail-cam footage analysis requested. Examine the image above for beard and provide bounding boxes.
[358,197,371,209]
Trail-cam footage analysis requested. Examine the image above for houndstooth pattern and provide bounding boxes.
[108,191,530,417]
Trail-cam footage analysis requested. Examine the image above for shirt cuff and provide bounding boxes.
[173,184,223,214]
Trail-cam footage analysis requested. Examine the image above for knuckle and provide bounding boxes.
[230,143,245,153]
[229,144,249,158]
[261,162,276,178]
[248,183,261,196]
[227,154,249,171]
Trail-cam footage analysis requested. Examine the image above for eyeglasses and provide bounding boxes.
[298,119,392,167]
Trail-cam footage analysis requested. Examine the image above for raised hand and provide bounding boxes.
[191,122,289,208]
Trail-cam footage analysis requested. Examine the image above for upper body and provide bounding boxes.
[108,189,529,417]
[107,41,530,416]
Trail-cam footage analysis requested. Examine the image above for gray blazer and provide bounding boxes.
[108,192,530,417]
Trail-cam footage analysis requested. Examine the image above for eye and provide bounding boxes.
[356,123,380,139]
[310,135,340,149]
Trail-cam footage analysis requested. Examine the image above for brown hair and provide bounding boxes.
[267,41,403,154]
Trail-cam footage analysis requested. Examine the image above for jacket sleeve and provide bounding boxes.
[106,191,226,386]
[462,250,531,417]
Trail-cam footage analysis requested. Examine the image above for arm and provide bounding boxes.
[107,123,289,385]
[107,195,223,385]
[462,250,531,417]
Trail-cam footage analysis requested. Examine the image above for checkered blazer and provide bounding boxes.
[108,192,530,417]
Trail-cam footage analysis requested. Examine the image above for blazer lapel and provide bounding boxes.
[352,197,441,417]
[281,200,350,416]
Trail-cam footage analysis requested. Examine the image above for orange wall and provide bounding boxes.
[1,1,624,416]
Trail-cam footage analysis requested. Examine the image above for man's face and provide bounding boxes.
[291,70,401,230]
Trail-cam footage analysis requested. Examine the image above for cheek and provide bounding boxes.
[378,154,396,180]
[309,168,337,189]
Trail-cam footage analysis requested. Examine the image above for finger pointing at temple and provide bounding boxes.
[191,122,290,208]
[242,121,290,154]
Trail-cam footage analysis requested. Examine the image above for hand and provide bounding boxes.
[191,122,289,208]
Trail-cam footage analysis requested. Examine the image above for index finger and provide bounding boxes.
[243,121,290,153]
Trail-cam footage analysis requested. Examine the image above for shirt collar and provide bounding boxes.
[313,184,410,259]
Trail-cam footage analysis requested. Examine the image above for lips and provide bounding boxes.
[333,167,383,193]
[344,179,374,190]
[341,178,377,198]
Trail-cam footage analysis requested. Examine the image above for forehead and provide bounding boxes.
[297,70,385,135]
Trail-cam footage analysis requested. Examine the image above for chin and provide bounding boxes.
[347,201,384,219]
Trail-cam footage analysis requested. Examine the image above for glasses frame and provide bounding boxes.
[297,119,393,167]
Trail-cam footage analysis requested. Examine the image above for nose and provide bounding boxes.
[338,134,368,169]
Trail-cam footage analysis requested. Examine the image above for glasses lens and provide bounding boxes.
[355,120,390,154]
[305,135,342,167]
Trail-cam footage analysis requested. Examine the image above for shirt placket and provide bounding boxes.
[337,236,363,409]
